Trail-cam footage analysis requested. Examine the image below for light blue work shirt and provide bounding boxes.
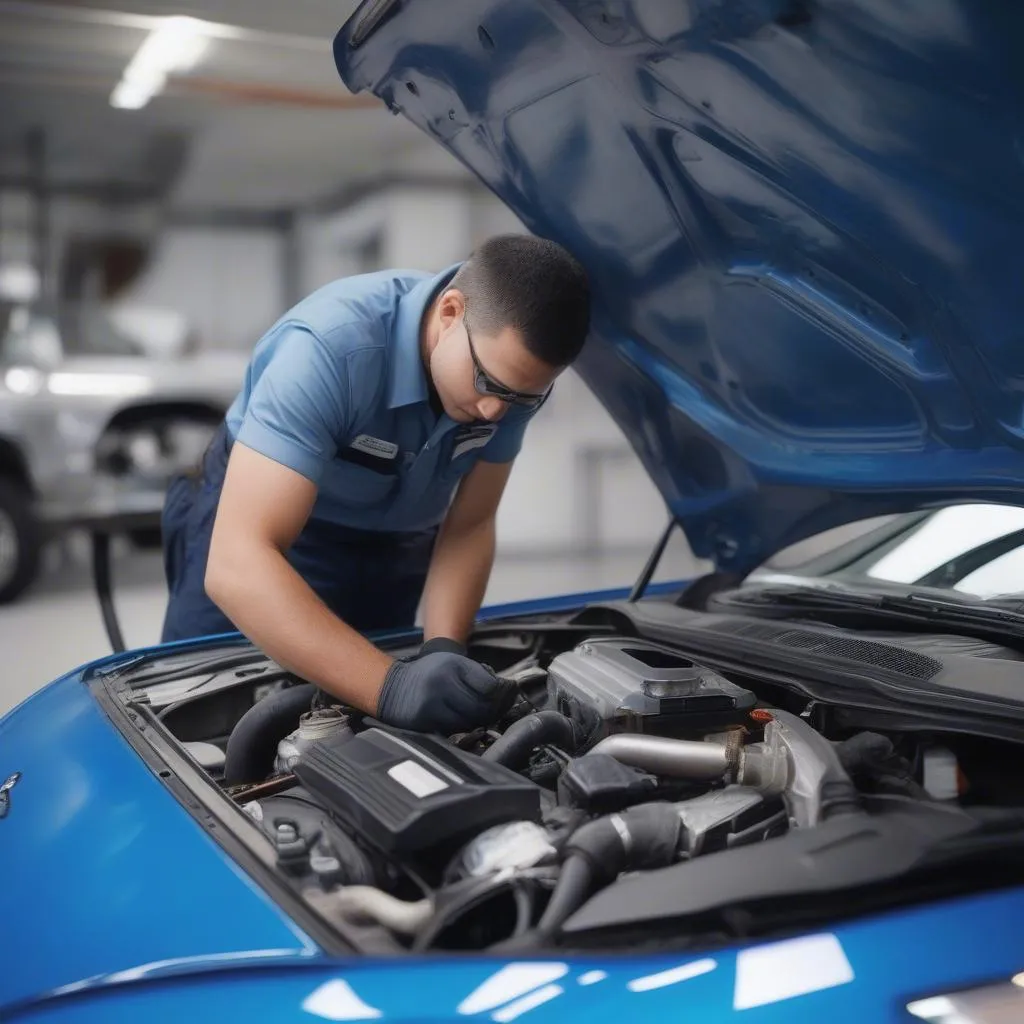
[224,266,537,533]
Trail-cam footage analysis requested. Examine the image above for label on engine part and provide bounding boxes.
[388,759,450,798]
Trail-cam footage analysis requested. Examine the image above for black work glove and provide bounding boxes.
[418,636,466,658]
[376,652,516,734]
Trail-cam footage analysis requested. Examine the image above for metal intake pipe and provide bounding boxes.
[738,709,860,827]
[588,734,734,780]
[326,886,433,936]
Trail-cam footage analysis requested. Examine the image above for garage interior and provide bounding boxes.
[0,0,703,712]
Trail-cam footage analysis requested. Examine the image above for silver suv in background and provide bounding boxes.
[0,301,247,602]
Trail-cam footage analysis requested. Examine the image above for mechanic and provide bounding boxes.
[160,234,590,735]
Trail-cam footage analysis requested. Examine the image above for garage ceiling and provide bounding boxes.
[0,0,468,215]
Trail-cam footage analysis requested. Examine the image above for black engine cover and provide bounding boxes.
[295,726,542,855]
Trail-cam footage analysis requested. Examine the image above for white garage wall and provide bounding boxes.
[117,227,285,352]
[496,369,669,553]
[384,187,472,269]
[298,196,388,293]
[299,184,474,291]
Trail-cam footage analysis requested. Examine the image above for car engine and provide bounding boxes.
[213,635,942,951]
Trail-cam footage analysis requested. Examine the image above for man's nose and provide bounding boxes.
[476,396,509,422]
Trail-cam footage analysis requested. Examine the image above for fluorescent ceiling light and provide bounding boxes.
[111,15,210,110]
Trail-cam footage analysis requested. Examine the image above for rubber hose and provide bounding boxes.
[533,802,683,940]
[835,732,894,774]
[535,854,595,937]
[223,683,316,786]
[482,711,579,770]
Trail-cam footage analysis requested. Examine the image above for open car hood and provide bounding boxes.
[335,0,1024,572]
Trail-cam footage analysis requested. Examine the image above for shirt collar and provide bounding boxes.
[387,263,461,409]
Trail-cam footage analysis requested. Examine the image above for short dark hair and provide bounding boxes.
[452,234,590,367]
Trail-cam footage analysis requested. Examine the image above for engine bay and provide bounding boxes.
[108,601,1024,954]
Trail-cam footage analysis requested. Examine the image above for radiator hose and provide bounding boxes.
[495,802,683,949]
[482,711,580,771]
[223,683,316,786]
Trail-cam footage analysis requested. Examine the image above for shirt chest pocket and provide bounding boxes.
[330,443,401,508]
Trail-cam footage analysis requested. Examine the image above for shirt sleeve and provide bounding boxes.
[479,404,537,464]
[235,325,351,484]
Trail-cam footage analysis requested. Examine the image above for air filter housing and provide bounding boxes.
[547,638,756,738]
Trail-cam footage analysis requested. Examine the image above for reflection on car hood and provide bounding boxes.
[0,673,316,1011]
[11,888,1024,1022]
[334,0,1024,572]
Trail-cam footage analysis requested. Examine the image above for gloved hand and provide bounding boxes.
[376,652,516,734]
[418,636,466,658]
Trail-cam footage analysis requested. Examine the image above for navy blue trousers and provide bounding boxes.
[160,424,437,643]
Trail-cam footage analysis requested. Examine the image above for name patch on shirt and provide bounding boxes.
[350,434,399,459]
[338,434,401,475]
[452,424,497,460]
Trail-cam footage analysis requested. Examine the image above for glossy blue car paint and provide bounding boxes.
[10,885,1024,1021]
[0,670,318,1011]
[336,0,1024,573]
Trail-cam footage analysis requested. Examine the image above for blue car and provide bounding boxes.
[5,0,1024,1020]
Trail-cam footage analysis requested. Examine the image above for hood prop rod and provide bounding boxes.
[92,530,126,654]
[629,515,679,602]
[89,510,162,654]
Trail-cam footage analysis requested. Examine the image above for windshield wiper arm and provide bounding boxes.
[732,584,1024,642]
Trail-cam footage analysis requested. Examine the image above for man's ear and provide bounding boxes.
[437,288,467,329]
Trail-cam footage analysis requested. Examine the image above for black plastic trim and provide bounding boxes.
[561,798,980,936]
[597,603,1024,741]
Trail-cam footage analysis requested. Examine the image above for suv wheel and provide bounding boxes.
[0,480,41,604]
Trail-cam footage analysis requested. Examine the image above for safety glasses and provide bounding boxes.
[464,318,550,409]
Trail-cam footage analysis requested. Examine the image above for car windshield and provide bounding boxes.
[758,503,1024,601]
[0,302,143,364]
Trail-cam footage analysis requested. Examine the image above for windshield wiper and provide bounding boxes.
[726,584,1024,647]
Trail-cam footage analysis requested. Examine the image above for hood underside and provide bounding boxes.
[336,0,1024,571]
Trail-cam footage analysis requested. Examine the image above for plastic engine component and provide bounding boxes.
[557,753,659,812]
[276,707,353,773]
[547,638,756,737]
[676,786,788,856]
[247,788,378,888]
[294,727,542,855]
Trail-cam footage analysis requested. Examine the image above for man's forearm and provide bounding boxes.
[205,543,392,712]
[420,515,496,644]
